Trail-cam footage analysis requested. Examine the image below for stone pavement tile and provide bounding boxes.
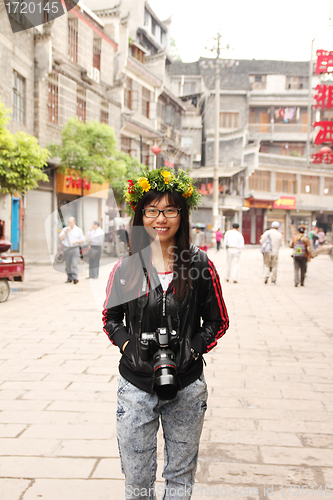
[0,478,32,500]
[299,434,333,448]
[0,437,60,456]
[191,483,259,500]
[208,408,291,421]
[45,401,116,413]
[205,396,244,409]
[290,410,333,422]
[0,424,27,437]
[198,443,259,463]
[206,463,316,485]
[268,488,332,500]
[211,387,283,399]
[207,429,301,447]
[0,410,82,425]
[43,373,113,383]
[22,478,126,500]
[0,381,70,391]
[65,380,118,392]
[0,456,96,479]
[0,400,50,411]
[21,389,115,403]
[322,469,333,487]
[204,417,257,432]
[52,438,119,458]
[258,420,333,433]
[313,384,333,392]
[0,372,48,381]
[243,398,325,411]
[260,446,333,467]
[23,424,116,440]
[0,389,27,399]
[281,390,333,401]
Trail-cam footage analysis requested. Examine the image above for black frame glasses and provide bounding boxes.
[142,208,182,218]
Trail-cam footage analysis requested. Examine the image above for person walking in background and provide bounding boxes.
[318,228,326,246]
[215,228,223,251]
[290,226,311,287]
[309,226,319,252]
[86,221,104,279]
[259,221,283,285]
[59,216,84,284]
[224,223,244,283]
[193,226,205,249]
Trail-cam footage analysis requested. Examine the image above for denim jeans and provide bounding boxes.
[116,373,208,500]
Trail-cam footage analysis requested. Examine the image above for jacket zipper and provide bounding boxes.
[162,291,166,317]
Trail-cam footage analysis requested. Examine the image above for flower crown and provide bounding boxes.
[124,167,202,212]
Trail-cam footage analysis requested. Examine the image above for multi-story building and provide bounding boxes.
[169,58,333,243]
[86,0,189,171]
[0,3,35,252]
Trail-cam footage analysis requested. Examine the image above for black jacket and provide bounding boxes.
[102,246,229,394]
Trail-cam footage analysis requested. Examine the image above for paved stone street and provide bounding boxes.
[0,247,333,500]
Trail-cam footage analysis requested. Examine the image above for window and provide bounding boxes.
[121,135,131,155]
[100,101,108,124]
[77,88,86,123]
[250,75,266,90]
[220,112,239,129]
[142,142,150,166]
[286,76,308,90]
[324,177,333,195]
[276,173,297,194]
[47,73,59,125]
[165,104,174,126]
[184,82,195,94]
[68,18,78,64]
[249,170,271,191]
[142,87,151,118]
[301,175,319,194]
[260,144,270,153]
[124,77,132,109]
[131,46,145,64]
[13,71,25,124]
[93,38,101,71]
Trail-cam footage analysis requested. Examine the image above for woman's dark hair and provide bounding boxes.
[125,189,191,302]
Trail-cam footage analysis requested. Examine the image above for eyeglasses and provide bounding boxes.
[142,208,182,218]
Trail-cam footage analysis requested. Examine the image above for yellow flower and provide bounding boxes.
[138,177,151,192]
[182,183,193,198]
[161,170,174,184]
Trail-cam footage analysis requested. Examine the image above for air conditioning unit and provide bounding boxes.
[93,68,100,83]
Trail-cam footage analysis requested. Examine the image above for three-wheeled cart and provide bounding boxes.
[0,240,25,302]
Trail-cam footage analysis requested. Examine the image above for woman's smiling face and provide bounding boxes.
[142,194,181,247]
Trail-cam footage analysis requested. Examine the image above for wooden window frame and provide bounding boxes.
[301,175,320,195]
[324,177,333,195]
[47,73,59,125]
[68,18,78,64]
[249,170,271,192]
[93,38,102,71]
[121,135,132,155]
[100,101,109,124]
[220,112,239,129]
[276,173,297,194]
[13,70,25,124]
[142,86,151,118]
[77,88,86,123]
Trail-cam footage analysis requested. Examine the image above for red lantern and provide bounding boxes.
[320,146,332,152]
[151,144,161,155]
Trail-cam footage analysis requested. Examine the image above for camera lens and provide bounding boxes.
[153,350,178,397]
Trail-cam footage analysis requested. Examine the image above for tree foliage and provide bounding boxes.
[0,99,49,195]
[107,151,145,205]
[49,117,124,184]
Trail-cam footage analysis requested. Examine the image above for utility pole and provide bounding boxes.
[213,33,222,232]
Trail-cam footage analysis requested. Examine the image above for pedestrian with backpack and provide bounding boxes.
[290,226,311,287]
[103,167,229,500]
[259,221,283,285]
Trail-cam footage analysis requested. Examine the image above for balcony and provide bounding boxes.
[248,123,308,142]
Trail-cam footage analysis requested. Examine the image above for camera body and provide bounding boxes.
[139,327,179,397]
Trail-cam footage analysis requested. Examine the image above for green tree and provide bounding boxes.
[49,117,124,184]
[107,151,145,206]
[0,99,49,194]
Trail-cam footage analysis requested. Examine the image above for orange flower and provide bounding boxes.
[182,183,193,198]
[161,170,174,184]
[138,178,151,192]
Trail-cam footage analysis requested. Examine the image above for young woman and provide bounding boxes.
[103,168,229,500]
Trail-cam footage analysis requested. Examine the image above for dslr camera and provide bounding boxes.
[138,327,179,397]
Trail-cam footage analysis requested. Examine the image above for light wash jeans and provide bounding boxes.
[116,373,208,500]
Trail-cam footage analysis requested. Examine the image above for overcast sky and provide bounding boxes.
[148,0,333,62]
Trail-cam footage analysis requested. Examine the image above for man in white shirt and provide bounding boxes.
[59,216,84,284]
[86,221,104,279]
[224,223,244,283]
[259,221,284,285]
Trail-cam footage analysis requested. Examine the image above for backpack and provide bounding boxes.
[294,239,306,259]
[261,233,272,254]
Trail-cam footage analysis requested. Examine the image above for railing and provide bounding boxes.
[248,123,307,135]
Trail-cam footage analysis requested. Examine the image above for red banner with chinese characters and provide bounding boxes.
[314,84,333,109]
[273,196,296,210]
[315,50,333,74]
